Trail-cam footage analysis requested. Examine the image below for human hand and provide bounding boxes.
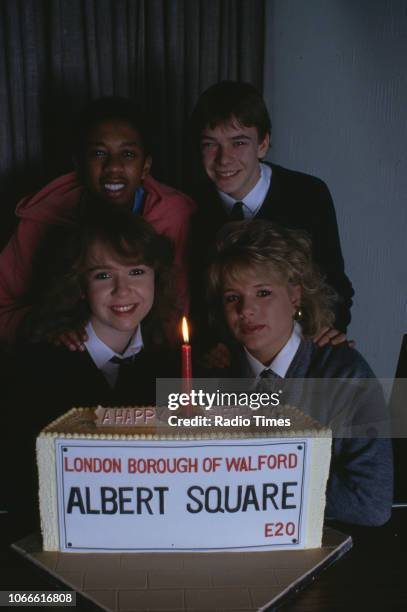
[202,343,231,369]
[49,327,88,351]
[313,327,355,348]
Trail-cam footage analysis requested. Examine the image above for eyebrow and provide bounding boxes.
[201,134,252,142]
[87,140,142,147]
[87,261,144,271]
[223,283,273,291]
[86,265,113,273]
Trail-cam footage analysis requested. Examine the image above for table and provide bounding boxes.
[1,510,406,611]
[280,508,407,611]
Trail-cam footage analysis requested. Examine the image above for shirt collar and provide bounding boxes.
[131,186,145,214]
[84,321,144,369]
[218,162,272,217]
[244,321,302,378]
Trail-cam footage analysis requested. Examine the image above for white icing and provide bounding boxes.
[37,406,331,552]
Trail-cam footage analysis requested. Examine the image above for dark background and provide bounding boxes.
[0,0,265,246]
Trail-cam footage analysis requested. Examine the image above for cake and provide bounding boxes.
[36,406,331,553]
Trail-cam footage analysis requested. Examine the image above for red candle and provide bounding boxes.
[181,316,192,397]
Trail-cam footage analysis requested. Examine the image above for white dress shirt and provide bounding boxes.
[84,322,144,388]
[218,162,272,218]
[245,321,302,379]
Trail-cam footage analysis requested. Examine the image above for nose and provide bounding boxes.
[112,275,130,297]
[215,144,233,165]
[103,153,123,173]
[237,296,256,318]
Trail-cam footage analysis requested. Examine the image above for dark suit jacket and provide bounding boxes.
[190,163,353,333]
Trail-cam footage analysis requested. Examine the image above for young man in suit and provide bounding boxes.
[188,81,353,337]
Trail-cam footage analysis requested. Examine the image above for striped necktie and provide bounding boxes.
[256,368,282,394]
[260,368,281,380]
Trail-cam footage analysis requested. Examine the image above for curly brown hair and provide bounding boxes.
[24,209,175,347]
[207,219,336,338]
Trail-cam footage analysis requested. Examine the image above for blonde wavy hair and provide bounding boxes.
[207,220,336,337]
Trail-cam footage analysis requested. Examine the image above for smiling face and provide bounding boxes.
[200,119,269,200]
[84,119,151,208]
[222,266,301,366]
[84,240,155,353]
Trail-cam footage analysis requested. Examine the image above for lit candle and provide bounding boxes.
[181,317,192,417]
[181,316,192,396]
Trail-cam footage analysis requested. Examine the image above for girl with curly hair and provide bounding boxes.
[207,219,392,527]
[16,209,176,417]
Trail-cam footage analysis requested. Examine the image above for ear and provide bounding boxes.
[257,133,270,159]
[289,284,302,310]
[142,155,152,179]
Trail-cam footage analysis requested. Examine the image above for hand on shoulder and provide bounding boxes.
[201,343,231,369]
[49,327,88,352]
[313,327,355,348]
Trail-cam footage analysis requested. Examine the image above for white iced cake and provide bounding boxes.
[37,406,331,553]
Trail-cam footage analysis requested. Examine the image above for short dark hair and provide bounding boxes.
[190,81,271,143]
[25,208,174,347]
[73,96,151,172]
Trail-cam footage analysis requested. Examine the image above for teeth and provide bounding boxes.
[111,305,134,312]
[105,183,125,191]
[216,171,237,177]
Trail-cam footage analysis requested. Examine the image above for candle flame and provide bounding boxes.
[182,316,190,344]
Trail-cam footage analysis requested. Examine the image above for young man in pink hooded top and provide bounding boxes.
[0,97,195,344]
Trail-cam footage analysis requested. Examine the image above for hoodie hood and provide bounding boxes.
[15,172,83,225]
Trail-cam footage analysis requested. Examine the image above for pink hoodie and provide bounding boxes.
[0,172,195,342]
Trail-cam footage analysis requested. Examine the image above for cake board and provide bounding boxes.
[12,527,352,611]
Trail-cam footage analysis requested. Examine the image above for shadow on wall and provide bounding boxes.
[0,89,81,250]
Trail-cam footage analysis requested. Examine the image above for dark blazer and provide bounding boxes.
[191,163,353,332]
[6,343,177,532]
[11,343,177,427]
